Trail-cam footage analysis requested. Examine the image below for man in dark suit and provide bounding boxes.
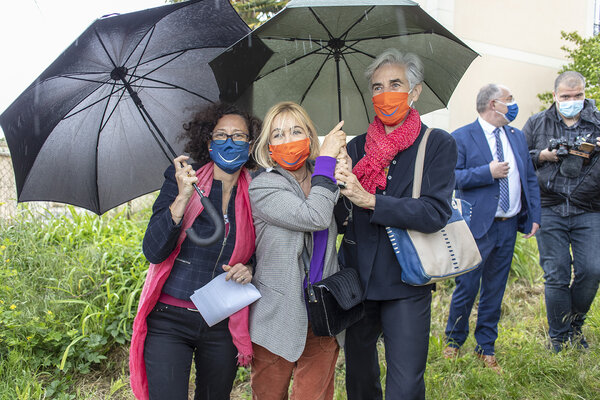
[443,84,541,373]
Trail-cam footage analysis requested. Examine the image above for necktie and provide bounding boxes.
[494,127,510,212]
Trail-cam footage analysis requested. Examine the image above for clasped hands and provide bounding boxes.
[223,263,253,285]
[324,121,375,210]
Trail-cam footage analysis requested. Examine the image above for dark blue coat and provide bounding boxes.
[453,120,541,239]
[142,164,236,299]
[335,124,457,300]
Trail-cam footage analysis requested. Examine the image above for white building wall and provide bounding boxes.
[415,0,595,133]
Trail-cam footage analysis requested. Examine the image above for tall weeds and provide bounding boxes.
[0,206,150,398]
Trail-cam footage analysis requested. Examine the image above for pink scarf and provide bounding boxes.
[353,109,422,194]
[129,162,255,400]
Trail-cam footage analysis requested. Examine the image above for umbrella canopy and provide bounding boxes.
[210,0,478,135]
[0,0,250,215]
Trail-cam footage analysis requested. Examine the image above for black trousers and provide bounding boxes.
[144,302,238,400]
[345,293,432,400]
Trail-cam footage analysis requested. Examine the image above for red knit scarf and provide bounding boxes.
[353,109,422,194]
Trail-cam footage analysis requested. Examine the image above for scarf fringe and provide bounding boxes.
[237,353,253,367]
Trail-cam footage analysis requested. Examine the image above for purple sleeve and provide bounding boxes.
[312,156,337,183]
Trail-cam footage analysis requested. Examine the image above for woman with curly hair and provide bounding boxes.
[130,102,262,400]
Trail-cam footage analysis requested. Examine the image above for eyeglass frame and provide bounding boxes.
[211,131,250,146]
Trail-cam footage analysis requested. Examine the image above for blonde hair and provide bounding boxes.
[254,101,321,169]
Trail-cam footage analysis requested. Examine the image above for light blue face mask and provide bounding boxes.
[495,100,519,123]
[557,99,584,118]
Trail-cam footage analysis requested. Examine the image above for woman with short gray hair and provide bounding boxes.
[335,49,457,399]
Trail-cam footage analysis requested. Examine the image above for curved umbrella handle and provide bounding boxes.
[185,186,225,247]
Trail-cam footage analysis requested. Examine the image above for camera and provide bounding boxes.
[548,138,569,157]
[548,136,597,159]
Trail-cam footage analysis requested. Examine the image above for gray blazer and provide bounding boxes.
[248,165,340,362]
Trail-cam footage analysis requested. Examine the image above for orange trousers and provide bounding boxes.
[251,325,339,400]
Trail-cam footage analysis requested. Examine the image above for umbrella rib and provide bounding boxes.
[342,42,377,60]
[128,51,186,84]
[94,82,123,210]
[254,47,326,81]
[127,25,156,77]
[299,53,333,105]
[94,29,119,69]
[339,52,371,124]
[424,81,447,107]
[134,99,174,162]
[55,74,113,85]
[133,46,231,69]
[99,84,127,133]
[349,31,435,42]
[128,73,214,103]
[64,87,125,120]
[340,6,376,41]
[308,8,335,41]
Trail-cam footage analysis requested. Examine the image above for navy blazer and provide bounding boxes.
[453,120,541,239]
[335,124,457,299]
[142,164,237,299]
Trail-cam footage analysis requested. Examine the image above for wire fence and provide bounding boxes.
[0,139,156,221]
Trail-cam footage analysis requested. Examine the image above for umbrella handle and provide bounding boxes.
[185,187,225,247]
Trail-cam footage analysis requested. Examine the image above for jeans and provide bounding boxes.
[144,302,238,400]
[536,208,600,346]
[345,293,432,400]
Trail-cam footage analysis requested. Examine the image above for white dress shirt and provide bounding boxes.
[478,117,521,218]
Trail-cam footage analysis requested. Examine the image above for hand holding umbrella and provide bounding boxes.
[320,120,347,158]
[169,155,225,246]
[169,155,199,224]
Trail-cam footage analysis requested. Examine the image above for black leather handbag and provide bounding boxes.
[303,250,365,337]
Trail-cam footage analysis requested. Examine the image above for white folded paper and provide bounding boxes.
[190,272,261,327]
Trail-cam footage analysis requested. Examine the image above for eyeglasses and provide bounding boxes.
[211,131,250,145]
[494,97,515,105]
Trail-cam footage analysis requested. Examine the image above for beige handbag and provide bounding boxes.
[386,129,482,285]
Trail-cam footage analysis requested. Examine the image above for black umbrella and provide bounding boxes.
[210,0,478,135]
[0,0,251,245]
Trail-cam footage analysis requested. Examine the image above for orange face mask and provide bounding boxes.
[372,91,411,126]
[269,137,311,171]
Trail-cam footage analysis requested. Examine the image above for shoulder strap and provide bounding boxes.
[411,128,433,199]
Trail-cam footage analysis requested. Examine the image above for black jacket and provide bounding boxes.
[523,99,600,211]
[334,124,457,300]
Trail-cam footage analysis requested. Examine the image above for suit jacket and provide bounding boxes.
[248,166,340,362]
[335,124,457,299]
[453,120,541,239]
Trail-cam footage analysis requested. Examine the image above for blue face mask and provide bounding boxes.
[557,99,584,118]
[495,100,519,123]
[209,138,249,174]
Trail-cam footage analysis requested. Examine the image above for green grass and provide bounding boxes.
[0,207,599,399]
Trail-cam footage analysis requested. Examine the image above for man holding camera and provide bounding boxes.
[523,71,600,352]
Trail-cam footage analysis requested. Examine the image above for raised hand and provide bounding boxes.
[169,155,198,223]
[320,121,347,158]
[174,155,198,200]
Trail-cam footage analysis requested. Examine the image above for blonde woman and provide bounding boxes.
[248,102,346,399]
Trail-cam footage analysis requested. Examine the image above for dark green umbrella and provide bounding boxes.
[210,0,478,135]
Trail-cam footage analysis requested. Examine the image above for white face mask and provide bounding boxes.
[556,98,584,118]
